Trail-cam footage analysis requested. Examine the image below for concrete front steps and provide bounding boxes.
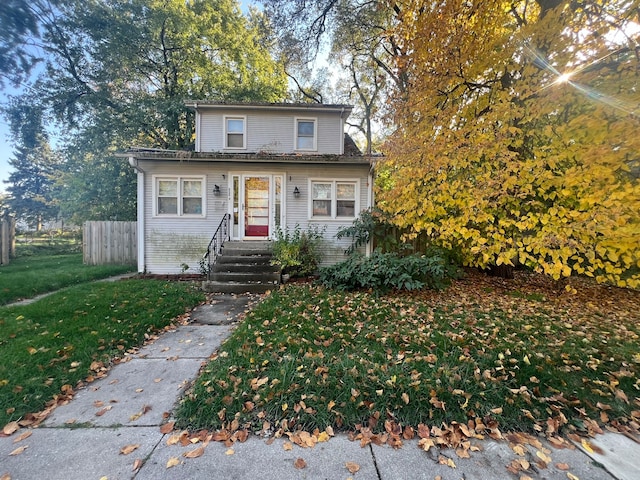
[202,241,280,294]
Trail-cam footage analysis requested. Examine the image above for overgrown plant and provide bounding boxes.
[271,224,325,277]
[319,250,460,292]
[336,208,400,254]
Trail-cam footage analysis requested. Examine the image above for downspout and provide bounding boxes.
[339,107,345,155]
[128,157,145,273]
[367,164,374,257]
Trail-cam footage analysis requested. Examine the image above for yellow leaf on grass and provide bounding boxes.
[401,392,410,404]
[317,431,330,442]
[345,462,360,473]
[327,400,336,411]
[166,457,180,468]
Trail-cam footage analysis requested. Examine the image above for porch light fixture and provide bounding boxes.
[213,184,221,196]
[293,186,300,198]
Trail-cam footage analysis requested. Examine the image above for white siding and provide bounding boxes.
[197,109,344,155]
[137,160,370,274]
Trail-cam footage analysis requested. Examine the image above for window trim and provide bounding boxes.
[308,179,359,220]
[153,175,206,218]
[224,115,246,150]
[294,117,317,151]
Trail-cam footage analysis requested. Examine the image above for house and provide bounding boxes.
[124,102,373,276]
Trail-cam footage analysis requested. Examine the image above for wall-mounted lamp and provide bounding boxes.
[213,185,221,196]
[293,186,301,198]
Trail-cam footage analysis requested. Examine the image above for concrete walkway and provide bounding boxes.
[1,292,639,480]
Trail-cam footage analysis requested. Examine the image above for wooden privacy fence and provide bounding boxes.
[83,221,137,265]
[0,215,16,266]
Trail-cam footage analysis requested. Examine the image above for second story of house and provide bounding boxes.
[185,101,355,156]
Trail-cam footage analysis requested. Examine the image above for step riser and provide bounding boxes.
[210,273,281,282]
[202,281,275,294]
[205,241,280,293]
[217,256,272,265]
[212,264,280,273]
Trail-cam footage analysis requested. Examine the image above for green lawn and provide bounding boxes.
[0,254,134,305]
[0,280,204,426]
[176,274,640,443]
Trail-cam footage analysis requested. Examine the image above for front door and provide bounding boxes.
[244,176,270,237]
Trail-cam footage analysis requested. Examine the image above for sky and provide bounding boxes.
[0,0,259,194]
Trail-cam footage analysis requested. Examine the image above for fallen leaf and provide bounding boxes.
[225,448,235,455]
[95,406,112,416]
[345,462,360,473]
[438,455,456,468]
[13,431,32,443]
[283,441,293,451]
[567,474,580,480]
[132,459,143,471]
[536,450,551,464]
[160,421,175,434]
[556,463,570,470]
[1,473,11,480]
[183,446,205,458]
[580,439,604,455]
[120,444,140,455]
[294,458,307,469]
[166,457,180,468]
[2,422,19,436]
[9,445,28,456]
[401,392,410,404]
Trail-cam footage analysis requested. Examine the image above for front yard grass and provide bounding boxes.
[177,271,640,442]
[0,254,135,305]
[0,280,204,426]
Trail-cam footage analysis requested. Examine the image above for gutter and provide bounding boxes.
[128,157,145,273]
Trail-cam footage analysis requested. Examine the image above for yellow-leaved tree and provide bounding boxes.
[378,0,640,288]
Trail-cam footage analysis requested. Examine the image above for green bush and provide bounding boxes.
[271,225,325,277]
[319,250,460,292]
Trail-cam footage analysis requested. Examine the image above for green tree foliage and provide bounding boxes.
[378,0,640,288]
[0,0,48,87]
[264,0,401,153]
[3,0,287,222]
[5,138,60,230]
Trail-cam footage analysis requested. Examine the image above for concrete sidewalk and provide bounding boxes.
[2,293,639,480]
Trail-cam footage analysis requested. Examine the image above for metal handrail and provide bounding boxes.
[203,213,230,280]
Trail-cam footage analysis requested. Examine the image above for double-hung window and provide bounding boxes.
[311,180,357,219]
[155,176,205,216]
[295,118,316,151]
[225,116,246,149]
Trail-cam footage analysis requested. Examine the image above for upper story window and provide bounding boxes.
[311,180,357,219]
[225,116,246,149]
[155,176,205,217]
[295,118,316,151]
